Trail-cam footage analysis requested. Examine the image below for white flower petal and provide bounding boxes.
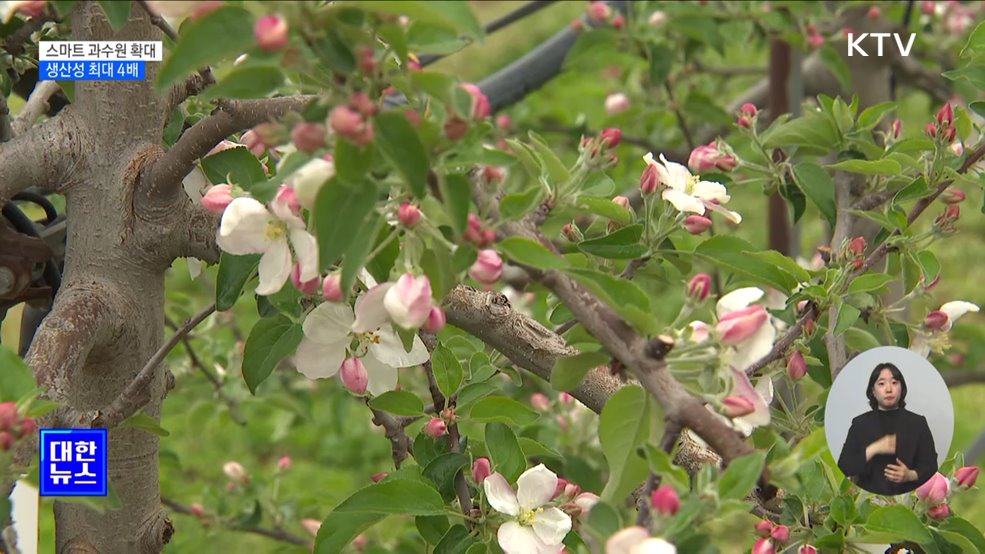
[293,338,346,379]
[516,464,557,510]
[702,200,743,224]
[369,325,430,368]
[289,229,320,282]
[716,287,765,317]
[691,180,729,203]
[606,526,651,554]
[634,538,678,554]
[662,188,706,214]
[497,521,560,554]
[256,239,292,296]
[659,154,692,189]
[302,303,354,345]
[909,333,932,357]
[940,301,979,331]
[483,473,520,516]
[217,197,272,255]
[531,507,571,546]
[362,355,398,396]
[352,283,395,333]
[182,166,209,201]
[728,320,775,371]
[730,368,771,429]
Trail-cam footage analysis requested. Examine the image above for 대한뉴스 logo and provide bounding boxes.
[847,33,916,57]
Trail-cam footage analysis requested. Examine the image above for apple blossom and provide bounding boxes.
[717,305,769,345]
[938,301,979,331]
[290,263,320,295]
[0,402,17,430]
[340,357,369,394]
[739,103,758,118]
[444,116,470,140]
[473,458,492,483]
[954,466,979,489]
[807,32,824,48]
[924,310,949,331]
[189,503,205,518]
[424,417,447,438]
[217,196,318,296]
[17,417,35,437]
[640,164,659,195]
[383,273,433,329]
[941,189,965,204]
[291,122,326,153]
[240,129,265,157]
[530,393,551,412]
[726,367,773,434]
[683,214,713,234]
[223,461,249,484]
[924,122,938,138]
[643,152,742,223]
[722,395,755,417]
[370,472,387,483]
[752,539,775,554]
[496,114,512,129]
[200,184,234,213]
[329,105,374,146]
[470,250,503,284]
[290,158,335,209]
[300,518,321,537]
[423,306,446,333]
[605,526,677,554]
[481,165,506,185]
[277,455,292,471]
[0,432,12,451]
[736,115,751,129]
[484,465,572,554]
[254,15,288,52]
[611,14,625,29]
[921,1,935,15]
[649,485,680,516]
[786,350,807,380]
[688,143,736,173]
[322,273,343,302]
[292,290,430,395]
[648,10,667,26]
[688,321,710,343]
[4,0,46,20]
[587,1,610,22]
[754,520,773,537]
[558,392,574,405]
[686,273,711,302]
[891,119,902,139]
[600,127,622,148]
[915,471,950,505]
[799,546,818,554]
[573,492,599,515]
[937,102,954,126]
[612,196,631,210]
[460,83,491,120]
[927,503,950,520]
[605,93,631,115]
[769,525,789,543]
[716,287,776,371]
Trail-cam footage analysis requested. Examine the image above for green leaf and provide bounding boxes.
[833,304,861,336]
[215,253,260,311]
[499,187,544,220]
[857,101,897,130]
[694,236,799,293]
[341,212,385,298]
[0,346,37,401]
[648,44,674,83]
[118,411,170,437]
[313,179,378,271]
[335,479,446,515]
[498,237,569,270]
[820,44,851,91]
[334,141,375,184]
[935,529,980,554]
[844,327,882,352]
[517,437,563,460]
[485,422,525,482]
[420,243,455,299]
[98,1,130,30]
[456,382,497,409]
[830,495,856,525]
[940,517,985,553]
[416,515,450,545]
[960,21,985,56]
[585,502,623,541]
[315,512,383,554]
[745,250,811,283]
[242,315,303,394]
[793,162,837,228]
[644,445,690,492]
[528,131,570,184]
[577,224,647,259]
[431,344,464,399]
[200,146,267,189]
[827,158,901,175]
[563,268,658,336]
[368,391,425,416]
[576,196,633,225]
[350,1,483,40]
[434,524,478,554]
[424,452,470,501]
[863,505,933,544]
[599,385,650,502]
[762,112,838,149]
[847,273,895,294]
[156,7,255,90]
[439,173,471,238]
[468,396,539,426]
[375,112,429,198]
[551,351,609,392]
[197,65,284,101]
[717,451,766,501]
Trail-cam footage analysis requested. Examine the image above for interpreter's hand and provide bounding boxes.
[885,458,917,483]
[870,434,896,455]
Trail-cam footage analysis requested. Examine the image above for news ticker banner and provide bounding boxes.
[38,41,161,81]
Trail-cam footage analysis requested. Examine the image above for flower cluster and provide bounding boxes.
[0,401,36,452]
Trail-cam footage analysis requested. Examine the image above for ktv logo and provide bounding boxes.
[846,33,917,57]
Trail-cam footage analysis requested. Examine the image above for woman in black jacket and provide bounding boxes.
[837,363,938,495]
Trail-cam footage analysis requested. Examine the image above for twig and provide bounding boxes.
[0,94,13,143]
[634,421,682,527]
[367,403,417,469]
[136,0,214,87]
[744,304,818,377]
[12,80,60,135]
[161,497,311,547]
[93,303,216,428]
[664,81,695,150]
[164,316,245,425]
[2,9,55,58]
[535,124,675,157]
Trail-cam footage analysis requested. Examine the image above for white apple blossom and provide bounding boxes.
[292,285,429,395]
[606,526,677,554]
[217,194,318,296]
[910,300,979,357]
[643,152,742,224]
[484,464,572,554]
[715,287,776,371]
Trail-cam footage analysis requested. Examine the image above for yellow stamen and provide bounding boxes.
[264,220,287,241]
[516,507,542,526]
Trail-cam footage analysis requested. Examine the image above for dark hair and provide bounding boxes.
[866,363,907,410]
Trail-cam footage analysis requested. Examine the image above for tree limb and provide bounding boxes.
[0,114,77,205]
[942,370,985,387]
[141,96,315,203]
[0,93,13,143]
[93,303,216,428]
[11,80,61,135]
[161,497,311,548]
[367,404,415,469]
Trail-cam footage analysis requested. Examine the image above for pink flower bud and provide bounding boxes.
[0,402,17,431]
[370,472,387,483]
[736,115,751,129]
[472,458,491,483]
[605,93,630,116]
[587,1,611,22]
[848,236,866,257]
[770,525,789,543]
[867,5,881,19]
[562,223,580,242]
[640,164,659,195]
[799,546,818,554]
[925,122,938,137]
[722,395,756,418]
[552,477,569,499]
[340,358,369,395]
[787,350,807,380]
[573,492,600,514]
[277,455,292,471]
[424,307,446,333]
[444,116,470,141]
[612,195,630,209]
[350,91,377,118]
[915,472,950,505]
[921,1,935,15]
[353,534,367,549]
[752,538,775,554]
[945,124,956,142]
[403,109,421,127]
[425,417,447,438]
[891,119,902,139]
[0,431,12,451]
[240,130,266,157]
[954,466,979,489]
[559,392,574,405]
[460,83,490,120]
[599,128,622,148]
[937,103,954,126]
[740,103,758,118]
[481,165,506,185]
[254,15,288,52]
[648,10,667,25]
[189,502,205,518]
[479,229,497,248]
[223,461,249,484]
[384,274,433,329]
[322,273,344,302]
[469,250,503,284]
[300,518,322,537]
[496,114,512,130]
[941,189,965,204]
[530,393,551,412]
[951,141,964,156]
[807,32,824,49]
[10,0,46,18]
[754,520,773,538]
[650,485,680,516]
[398,203,422,228]
[945,204,960,221]
[611,13,625,29]
[683,215,713,234]
[687,273,711,302]
[291,122,326,153]
[688,143,736,173]
[200,184,234,213]
[17,417,36,437]
[924,310,949,331]
[928,503,950,520]
[290,263,320,295]
[357,46,376,75]
[563,482,581,499]
[329,105,373,146]
[716,305,768,345]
